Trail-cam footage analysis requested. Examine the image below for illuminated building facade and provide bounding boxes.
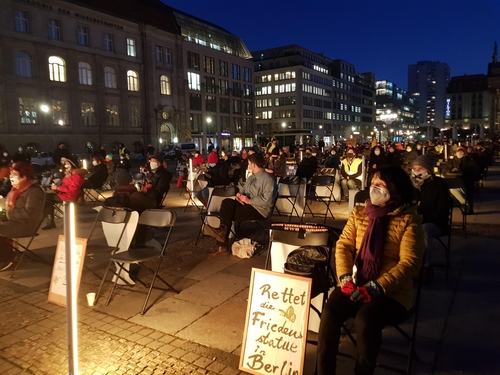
[375,80,419,142]
[252,45,375,148]
[0,0,253,154]
[407,61,450,139]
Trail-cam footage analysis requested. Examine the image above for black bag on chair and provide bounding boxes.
[284,245,333,298]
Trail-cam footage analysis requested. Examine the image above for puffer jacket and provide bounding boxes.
[336,203,424,310]
[57,169,86,201]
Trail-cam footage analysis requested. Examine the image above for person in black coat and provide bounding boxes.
[12,145,30,163]
[402,144,419,174]
[52,142,70,166]
[386,145,403,168]
[367,145,388,187]
[296,147,318,181]
[325,147,341,169]
[144,153,172,207]
[411,154,453,279]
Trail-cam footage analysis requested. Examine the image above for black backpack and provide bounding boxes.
[284,245,334,298]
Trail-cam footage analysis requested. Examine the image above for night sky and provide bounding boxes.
[163,0,500,90]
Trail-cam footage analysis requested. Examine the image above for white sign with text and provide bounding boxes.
[239,268,312,375]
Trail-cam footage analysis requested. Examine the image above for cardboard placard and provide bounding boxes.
[239,268,312,375]
[48,235,87,307]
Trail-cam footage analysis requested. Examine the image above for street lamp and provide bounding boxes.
[40,104,49,113]
[206,117,212,152]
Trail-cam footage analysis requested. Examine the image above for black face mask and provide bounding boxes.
[347,154,354,159]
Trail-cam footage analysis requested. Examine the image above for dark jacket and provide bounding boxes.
[147,166,173,206]
[267,154,287,177]
[387,150,404,168]
[296,155,318,180]
[325,153,341,169]
[0,183,44,238]
[206,161,230,187]
[52,147,70,165]
[414,176,453,233]
[87,163,109,188]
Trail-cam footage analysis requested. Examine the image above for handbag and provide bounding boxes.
[284,245,334,298]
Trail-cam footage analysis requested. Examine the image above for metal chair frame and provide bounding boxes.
[274,176,303,221]
[302,175,336,223]
[95,209,178,315]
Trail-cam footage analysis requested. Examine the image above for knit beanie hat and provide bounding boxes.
[208,152,218,164]
[413,154,435,173]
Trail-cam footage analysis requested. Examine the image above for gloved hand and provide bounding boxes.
[340,280,356,296]
[341,280,383,303]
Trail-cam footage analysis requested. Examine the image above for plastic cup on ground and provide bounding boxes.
[86,292,96,306]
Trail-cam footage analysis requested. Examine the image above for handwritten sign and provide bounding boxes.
[48,235,87,307]
[239,268,312,375]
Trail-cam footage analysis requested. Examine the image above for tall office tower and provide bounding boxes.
[408,61,450,139]
[252,45,375,148]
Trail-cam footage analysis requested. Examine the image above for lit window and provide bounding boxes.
[103,33,114,51]
[127,38,136,57]
[18,97,38,124]
[106,104,120,126]
[15,52,33,77]
[52,100,68,126]
[127,70,139,91]
[15,11,29,33]
[81,102,95,126]
[160,75,170,95]
[77,27,89,46]
[104,66,117,88]
[48,56,66,82]
[187,72,200,90]
[48,19,61,40]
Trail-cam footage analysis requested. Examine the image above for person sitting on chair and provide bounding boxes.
[317,166,424,375]
[204,153,277,257]
[195,151,230,206]
[340,148,363,201]
[0,162,44,269]
[296,147,318,182]
[411,154,453,282]
[42,159,86,229]
[143,153,172,207]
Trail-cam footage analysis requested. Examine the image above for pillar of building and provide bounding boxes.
[452,124,458,140]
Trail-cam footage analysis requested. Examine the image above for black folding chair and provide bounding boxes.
[353,189,369,207]
[339,263,425,375]
[274,176,303,221]
[302,176,335,223]
[95,209,178,314]
[434,205,453,280]
[445,177,467,236]
[265,222,339,345]
[84,207,132,279]
[195,185,238,245]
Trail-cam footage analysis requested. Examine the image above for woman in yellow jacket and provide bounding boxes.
[317,166,424,375]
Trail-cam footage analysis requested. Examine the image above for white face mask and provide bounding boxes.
[3,153,7,157]
[370,185,391,206]
[64,165,71,171]
[388,148,395,153]
[455,152,464,159]
[150,161,159,170]
[10,176,20,186]
[18,148,23,152]
[374,150,380,156]
[92,160,97,166]
[209,163,216,167]
[411,170,430,188]
[406,148,412,152]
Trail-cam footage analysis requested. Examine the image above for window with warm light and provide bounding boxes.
[78,62,92,85]
[187,72,200,90]
[15,52,33,77]
[160,75,171,95]
[104,67,117,88]
[52,100,68,125]
[81,102,95,126]
[127,70,139,91]
[106,104,120,126]
[48,56,66,82]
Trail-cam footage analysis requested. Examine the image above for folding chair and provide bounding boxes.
[95,209,178,315]
[445,177,467,236]
[265,222,339,344]
[339,262,425,375]
[194,185,238,245]
[302,176,335,223]
[274,176,303,221]
[434,205,453,280]
[9,217,48,278]
[84,207,132,279]
[83,183,108,205]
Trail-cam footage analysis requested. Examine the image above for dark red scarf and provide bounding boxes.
[354,200,399,285]
[6,180,34,210]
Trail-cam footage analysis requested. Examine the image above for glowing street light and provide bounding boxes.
[40,104,50,113]
[281,122,286,128]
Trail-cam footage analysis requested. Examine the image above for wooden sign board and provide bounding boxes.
[48,235,87,307]
[239,268,312,375]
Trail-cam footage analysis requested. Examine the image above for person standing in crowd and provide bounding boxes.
[318,137,326,152]
[367,145,388,187]
[204,153,277,257]
[98,145,107,158]
[43,159,86,229]
[386,144,403,168]
[118,143,130,159]
[266,138,277,154]
[340,148,363,200]
[410,154,453,282]
[402,144,419,174]
[317,166,424,375]
[117,153,131,171]
[1,150,11,167]
[143,153,172,207]
[52,142,70,166]
[12,145,30,163]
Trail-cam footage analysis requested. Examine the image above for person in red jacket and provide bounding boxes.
[41,159,85,229]
[192,150,205,167]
